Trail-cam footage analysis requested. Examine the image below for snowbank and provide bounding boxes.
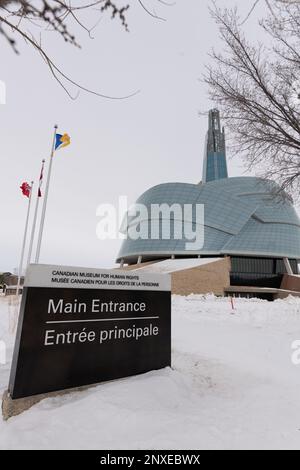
[1,295,300,449]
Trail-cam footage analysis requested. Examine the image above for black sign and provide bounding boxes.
[9,265,171,399]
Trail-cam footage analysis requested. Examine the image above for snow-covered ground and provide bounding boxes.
[1,294,300,450]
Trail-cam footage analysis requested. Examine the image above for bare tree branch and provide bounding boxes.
[0,0,169,98]
[204,1,300,195]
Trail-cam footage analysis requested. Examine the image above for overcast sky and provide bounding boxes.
[0,0,268,273]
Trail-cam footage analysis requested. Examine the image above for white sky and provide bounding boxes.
[0,0,266,273]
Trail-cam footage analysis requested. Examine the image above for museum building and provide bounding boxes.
[117,110,300,300]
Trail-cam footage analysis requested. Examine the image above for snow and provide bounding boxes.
[134,258,222,274]
[1,294,300,449]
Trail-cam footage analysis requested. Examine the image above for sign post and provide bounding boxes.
[9,264,171,400]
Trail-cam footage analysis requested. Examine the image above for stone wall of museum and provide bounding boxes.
[121,257,231,296]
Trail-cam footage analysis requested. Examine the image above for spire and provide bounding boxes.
[202,109,228,183]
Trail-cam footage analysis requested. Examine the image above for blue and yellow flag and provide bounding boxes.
[55,133,70,151]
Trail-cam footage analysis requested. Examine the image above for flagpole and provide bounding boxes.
[27,159,45,268]
[35,125,57,263]
[16,181,34,296]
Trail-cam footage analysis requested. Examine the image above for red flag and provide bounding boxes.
[20,182,32,198]
[38,160,45,197]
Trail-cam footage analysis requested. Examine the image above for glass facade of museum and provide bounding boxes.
[230,256,298,287]
[203,109,228,183]
[118,177,300,261]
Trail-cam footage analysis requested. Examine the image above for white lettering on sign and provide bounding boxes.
[47,298,147,315]
[44,328,96,346]
[99,324,159,344]
[92,300,146,313]
[44,324,159,346]
[48,298,87,314]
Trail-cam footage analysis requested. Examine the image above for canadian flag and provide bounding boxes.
[20,182,32,198]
